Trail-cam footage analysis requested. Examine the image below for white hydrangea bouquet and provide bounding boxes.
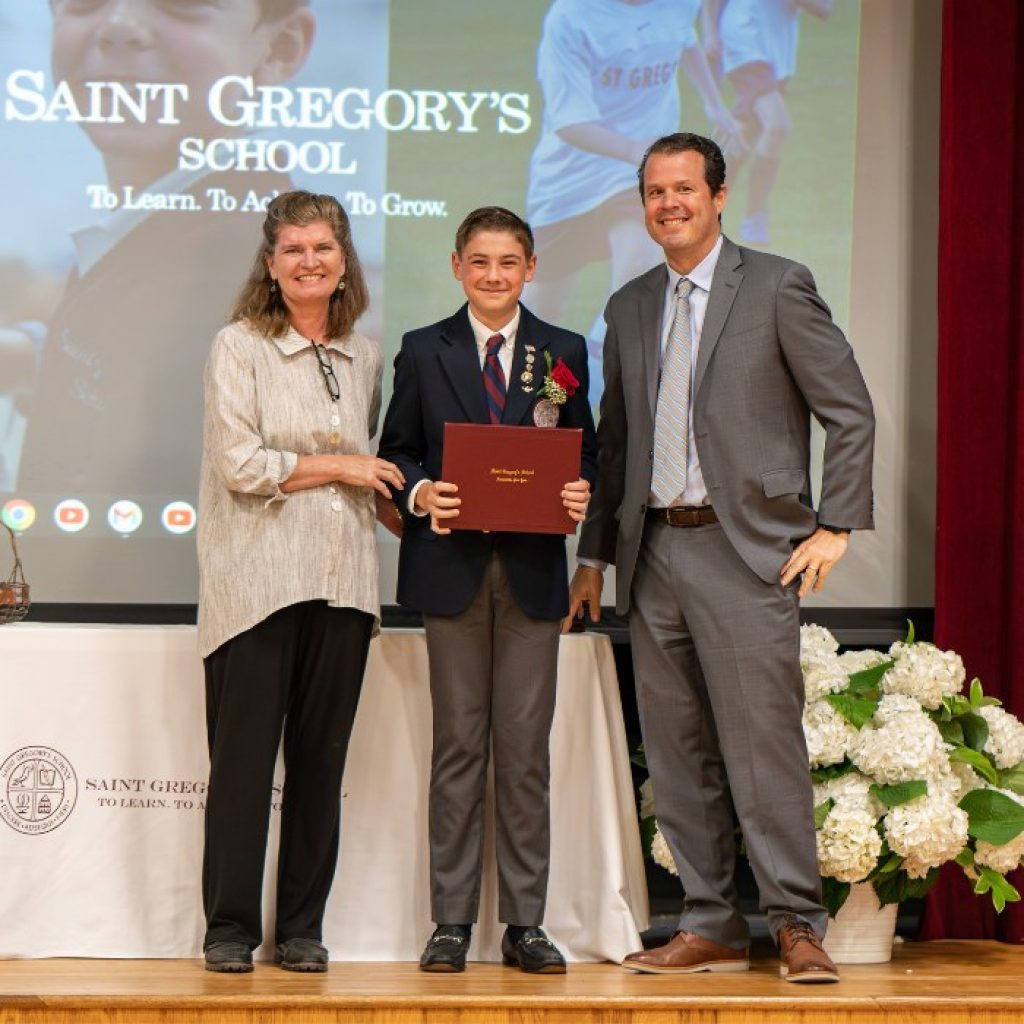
[801,622,1024,917]
[646,624,1024,918]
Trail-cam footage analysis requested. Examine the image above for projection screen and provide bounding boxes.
[0,0,937,611]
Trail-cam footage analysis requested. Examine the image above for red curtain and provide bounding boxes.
[920,0,1024,942]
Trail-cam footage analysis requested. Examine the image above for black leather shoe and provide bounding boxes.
[501,927,566,974]
[204,941,253,973]
[419,924,471,972]
[275,937,329,972]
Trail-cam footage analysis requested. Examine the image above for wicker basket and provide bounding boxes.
[0,519,30,624]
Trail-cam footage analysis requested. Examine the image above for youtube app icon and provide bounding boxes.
[161,501,196,535]
[54,499,89,533]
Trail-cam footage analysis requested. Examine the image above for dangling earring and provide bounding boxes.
[270,278,278,295]
[337,277,346,292]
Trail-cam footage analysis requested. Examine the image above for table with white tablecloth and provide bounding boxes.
[0,624,647,962]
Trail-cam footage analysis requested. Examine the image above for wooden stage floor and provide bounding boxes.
[1,940,1022,1024]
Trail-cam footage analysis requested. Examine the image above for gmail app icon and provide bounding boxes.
[107,500,143,535]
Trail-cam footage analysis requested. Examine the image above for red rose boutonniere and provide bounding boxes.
[532,351,581,427]
[539,352,580,405]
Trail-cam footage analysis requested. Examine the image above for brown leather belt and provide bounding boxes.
[646,505,718,527]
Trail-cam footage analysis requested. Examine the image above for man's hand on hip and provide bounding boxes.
[781,527,850,598]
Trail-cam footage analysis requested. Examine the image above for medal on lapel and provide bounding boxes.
[532,399,559,427]
[521,345,536,393]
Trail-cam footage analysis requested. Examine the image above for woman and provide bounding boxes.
[197,191,402,974]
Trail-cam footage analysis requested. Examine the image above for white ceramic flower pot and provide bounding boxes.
[822,882,898,963]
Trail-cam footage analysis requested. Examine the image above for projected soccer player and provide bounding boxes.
[10,0,315,498]
[704,0,834,245]
[524,0,742,404]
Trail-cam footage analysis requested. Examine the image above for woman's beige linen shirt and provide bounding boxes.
[197,320,382,658]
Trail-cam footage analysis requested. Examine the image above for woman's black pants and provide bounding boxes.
[202,601,373,949]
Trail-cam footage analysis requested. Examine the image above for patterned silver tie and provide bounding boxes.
[651,278,695,506]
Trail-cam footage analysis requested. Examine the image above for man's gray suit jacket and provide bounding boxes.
[579,236,875,611]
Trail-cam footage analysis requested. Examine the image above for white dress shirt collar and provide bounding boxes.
[665,233,723,295]
[467,305,520,353]
[467,305,519,378]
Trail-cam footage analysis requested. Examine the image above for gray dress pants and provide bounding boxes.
[630,520,826,947]
[423,553,560,926]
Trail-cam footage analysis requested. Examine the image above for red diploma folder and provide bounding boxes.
[441,423,582,534]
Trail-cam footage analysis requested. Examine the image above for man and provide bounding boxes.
[568,132,873,982]
[378,207,598,974]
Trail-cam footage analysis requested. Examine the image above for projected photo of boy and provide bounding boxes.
[523,0,743,405]
[0,0,385,505]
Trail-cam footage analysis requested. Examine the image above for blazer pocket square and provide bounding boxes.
[761,468,807,498]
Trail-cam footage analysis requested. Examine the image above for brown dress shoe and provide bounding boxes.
[622,931,749,974]
[778,917,840,983]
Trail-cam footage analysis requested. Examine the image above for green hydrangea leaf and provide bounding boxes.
[821,877,851,919]
[945,695,973,719]
[813,798,835,830]
[974,867,1021,913]
[639,815,658,859]
[904,868,941,901]
[873,852,904,876]
[955,847,975,869]
[811,759,856,784]
[845,660,895,697]
[997,763,1024,796]
[936,718,966,746]
[964,679,1001,709]
[905,620,915,645]
[869,780,928,807]
[970,868,1019,917]
[874,867,939,907]
[950,746,999,785]
[826,693,880,729]
[960,712,990,754]
[960,789,1024,845]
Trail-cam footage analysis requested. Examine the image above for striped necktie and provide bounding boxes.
[483,333,507,424]
[651,278,695,506]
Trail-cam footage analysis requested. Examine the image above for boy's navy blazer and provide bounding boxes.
[378,303,598,620]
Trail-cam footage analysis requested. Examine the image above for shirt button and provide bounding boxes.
[332,501,342,512]
[329,486,337,495]
[330,414,340,426]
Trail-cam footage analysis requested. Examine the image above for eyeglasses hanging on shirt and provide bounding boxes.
[311,342,340,402]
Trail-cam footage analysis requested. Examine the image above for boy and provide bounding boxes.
[12,0,315,497]
[378,207,597,974]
